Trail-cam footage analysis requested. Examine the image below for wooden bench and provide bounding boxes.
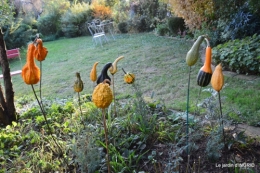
[0,48,22,79]
[7,48,20,59]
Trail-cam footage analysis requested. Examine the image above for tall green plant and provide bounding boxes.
[0,0,14,27]
[61,2,93,37]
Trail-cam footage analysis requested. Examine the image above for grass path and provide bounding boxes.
[4,32,260,125]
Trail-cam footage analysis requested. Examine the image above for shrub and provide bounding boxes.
[221,4,260,41]
[111,0,129,23]
[42,35,58,42]
[212,34,260,75]
[118,22,128,33]
[155,23,169,36]
[37,10,62,36]
[129,15,151,33]
[136,16,148,32]
[61,2,93,37]
[167,16,185,35]
[91,0,112,20]
[169,0,214,31]
[3,20,36,49]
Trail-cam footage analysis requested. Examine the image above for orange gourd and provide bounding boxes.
[197,46,212,87]
[124,73,135,84]
[200,46,212,74]
[92,79,113,109]
[211,63,224,92]
[90,62,99,82]
[21,43,41,85]
[34,38,48,61]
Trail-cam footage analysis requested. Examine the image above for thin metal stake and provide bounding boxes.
[186,66,191,155]
[218,92,225,143]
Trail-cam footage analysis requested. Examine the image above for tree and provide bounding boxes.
[168,0,214,31]
[0,0,17,125]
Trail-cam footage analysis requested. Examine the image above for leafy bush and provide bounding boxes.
[118,22,128,33]
[136,16,149,32]
[61,2,93,37]
[91,0,112,20]
[35,0,70,39]
[111,0,129,23]
[37,10,62,37]
[155,23,169,36]
[167,16,185,35]
[221,3,260,41]
[168,0,214,31]
[206,128,224,162]
[128,15,152,33]
[212,34,260,75]
[3,20,36,49]
[113,0,167,33]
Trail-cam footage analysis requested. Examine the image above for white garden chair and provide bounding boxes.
[87,22,108,46]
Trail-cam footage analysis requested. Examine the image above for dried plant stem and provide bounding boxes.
[192,161,196,173]
[218,92,225,143]
[112,75,117,117]
[198,156,201,173]
[185,155,190,173]
[102,108,111,173]
[31,85,63,155]
[77,92,85,128]
[158,162,162,173]
[186,66,191,155]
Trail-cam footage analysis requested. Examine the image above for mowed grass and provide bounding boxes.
[4,32,260,125]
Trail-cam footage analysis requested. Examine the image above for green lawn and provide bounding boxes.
[4,32,260,125]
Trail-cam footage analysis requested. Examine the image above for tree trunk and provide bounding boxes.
[0,28,17,125]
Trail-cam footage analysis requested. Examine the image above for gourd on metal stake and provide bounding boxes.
[90,62,99,88]
[211,63,225,142]
[22,43,40,85]
[185,35,206,155]
[109,56,124,117]
[92,79,113,173]
[97,63,112,85]
[186,35,205,66]
[34,36,48,104]
[197,37,212,87]
[74,72,85,127]
[122,68,135,84]
[21,43,63,158]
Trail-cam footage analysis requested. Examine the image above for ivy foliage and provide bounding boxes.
[212,34,260,75]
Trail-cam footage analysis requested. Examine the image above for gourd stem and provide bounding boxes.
[112,75,117,117]
[102,108,111,173]
[31,85,64,157]
[78,92,85,128]
[204,37,210,47]
[122,68,127,74]
[122,68,134,79]
[186,66,191,155]
[218,92,225,143]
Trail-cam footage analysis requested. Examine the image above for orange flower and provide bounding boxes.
[34,39,48,61]
[21,43,40,84]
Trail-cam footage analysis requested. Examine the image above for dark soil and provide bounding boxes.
[139,135,260,173]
